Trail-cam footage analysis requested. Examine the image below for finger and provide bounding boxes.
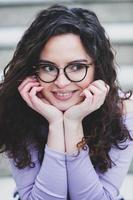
[83,88,93,100]
[88,85,106,107]
[89,82,109,97]
[21,93,33,108]
[29,86,44,107]
[105,84,110,94]
[19,81,40,94]
[19,88,33,108]
[37,91,44,98]
[18,81,40,109]
[90,80,108,93]
[18,77,38,91]
[78,89,93,111]
[88,84,102,95]
[41,98,51,105]
[18,76,38,91]
[98,80,110,94]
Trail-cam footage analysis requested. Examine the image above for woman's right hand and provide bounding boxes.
[18,76,63,124]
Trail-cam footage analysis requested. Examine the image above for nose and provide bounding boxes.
[54,68,71,88]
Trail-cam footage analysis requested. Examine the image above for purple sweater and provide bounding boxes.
[9,112,133,200]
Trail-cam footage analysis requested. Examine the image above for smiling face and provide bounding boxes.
[38,33,95,111]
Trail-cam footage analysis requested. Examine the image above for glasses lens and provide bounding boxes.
[37,64,58,82]
[66,63,87,81]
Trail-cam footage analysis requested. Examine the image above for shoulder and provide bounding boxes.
[122,94,133,115]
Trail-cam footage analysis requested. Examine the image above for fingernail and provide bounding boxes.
[80,92,84,96]
[32,75,37,79]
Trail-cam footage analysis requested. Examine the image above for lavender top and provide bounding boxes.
[9,112,133,200]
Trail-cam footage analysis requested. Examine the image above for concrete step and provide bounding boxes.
[114,44,133,66]
[0,155,11,177]
[1,23,133,48]
[0,23,133,66]
[117,65,133,90]
[0,1,133,27]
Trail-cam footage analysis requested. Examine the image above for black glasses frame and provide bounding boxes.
[33,61,93,83]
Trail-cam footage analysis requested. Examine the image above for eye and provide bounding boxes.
[68,64,86,72]
[41,65,56,72]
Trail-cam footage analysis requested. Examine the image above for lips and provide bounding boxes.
[52,90,77,101]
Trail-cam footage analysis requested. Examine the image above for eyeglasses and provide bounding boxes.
[33,60,93,83]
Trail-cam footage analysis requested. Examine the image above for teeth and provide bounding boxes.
[56,92,72,96]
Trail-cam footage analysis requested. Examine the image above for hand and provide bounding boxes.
[18,76,63,124]
[64,80,110,122]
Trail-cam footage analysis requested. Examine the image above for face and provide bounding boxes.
[38,33,95,111]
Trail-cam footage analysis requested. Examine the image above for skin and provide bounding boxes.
[39,34,95,112]
[18,33,109,153]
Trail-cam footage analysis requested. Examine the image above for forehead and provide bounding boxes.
[38,59,89,68]
[40,33,92,65]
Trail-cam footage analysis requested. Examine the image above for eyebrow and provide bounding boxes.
[38,59,89,66]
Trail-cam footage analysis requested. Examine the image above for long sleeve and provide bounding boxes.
[66,112,133,200]
[9,145,67,200]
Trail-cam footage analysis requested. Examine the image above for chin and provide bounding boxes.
[53,101,81,112]
[54,104,70,112]
[51,101,74,111]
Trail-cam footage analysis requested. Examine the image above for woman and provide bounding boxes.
[0,4,133,200]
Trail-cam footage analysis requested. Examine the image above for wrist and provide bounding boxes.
[64,119,84,154]
[64,118,82,131]
[49,118,64,128]
[49,119,64,138]
[64,116,82,126]
[47,120,65,153]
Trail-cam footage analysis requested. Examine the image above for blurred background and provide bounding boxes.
[0,0,133,199]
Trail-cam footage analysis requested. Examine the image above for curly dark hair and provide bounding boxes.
[0,4,132,172]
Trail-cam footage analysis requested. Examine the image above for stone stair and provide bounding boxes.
[0,0,133,176]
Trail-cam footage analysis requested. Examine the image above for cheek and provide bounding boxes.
[80,69,95,89]
[78,76,94,90]
[38,81,52,94]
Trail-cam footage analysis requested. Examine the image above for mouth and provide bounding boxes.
[52,90,78,101]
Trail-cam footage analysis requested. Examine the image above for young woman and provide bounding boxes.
[0,4,133,200]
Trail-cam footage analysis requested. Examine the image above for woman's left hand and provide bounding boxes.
[64,80,110,122]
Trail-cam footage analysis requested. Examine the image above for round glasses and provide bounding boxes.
[33,60,93,83]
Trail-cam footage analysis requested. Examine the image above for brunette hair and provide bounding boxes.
[0,4,132,172]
